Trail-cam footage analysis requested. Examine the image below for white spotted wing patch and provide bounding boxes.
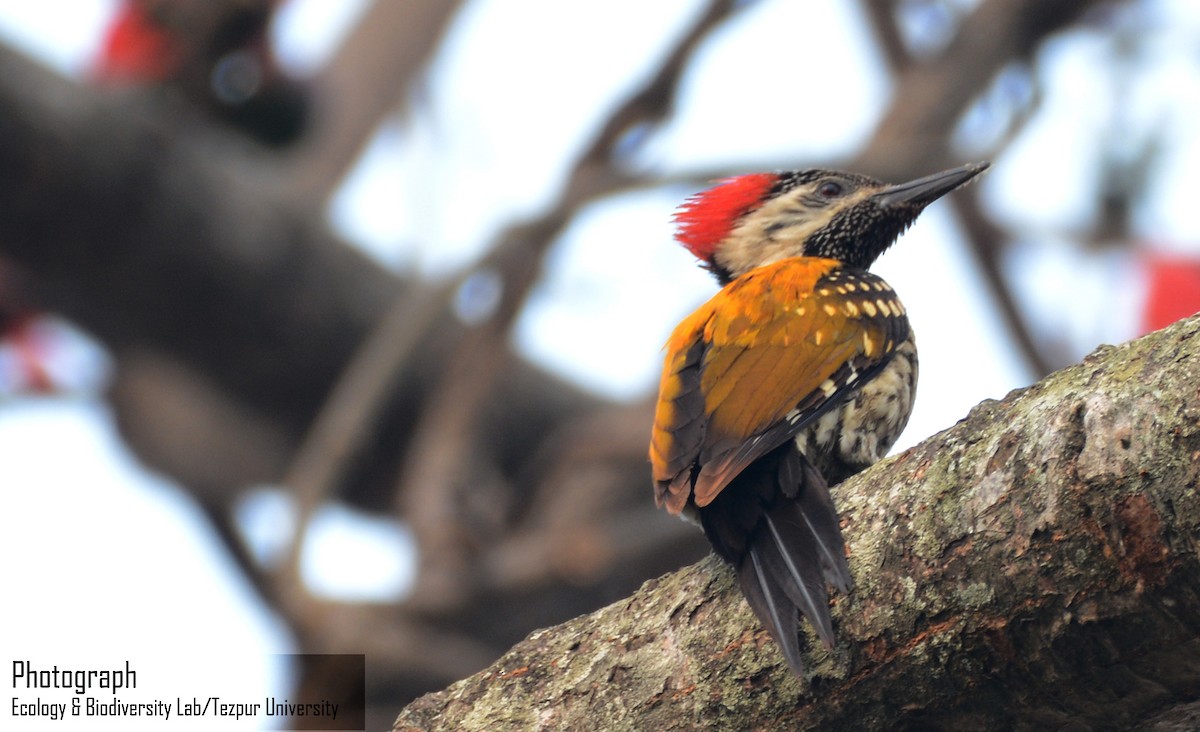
[818,269,909,358]
[693,266,914,501]
[782,268,915,479]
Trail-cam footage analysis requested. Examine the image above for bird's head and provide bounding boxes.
[673,162,989,283]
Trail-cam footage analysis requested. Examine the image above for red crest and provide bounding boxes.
[673,174,778,261]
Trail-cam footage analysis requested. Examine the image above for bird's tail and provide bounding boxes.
[698,443,852,677]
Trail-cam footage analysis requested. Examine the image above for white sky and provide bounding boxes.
[1,1,1198,727]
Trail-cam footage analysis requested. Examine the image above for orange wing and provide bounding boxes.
[650,257,909,514]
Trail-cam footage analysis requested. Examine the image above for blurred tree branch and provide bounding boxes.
[860,0,1108,378]
[858,0,1103,176]
[278,0,464,204]
[393,0,743,609]
[395,314,1200,731]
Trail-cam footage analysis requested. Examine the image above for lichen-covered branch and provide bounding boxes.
[395,314,1200,731]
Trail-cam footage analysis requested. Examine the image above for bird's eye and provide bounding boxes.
[817,181,843,198]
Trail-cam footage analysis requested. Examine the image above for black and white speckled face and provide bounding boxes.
[710,164,988,282]
[800,189,922,269]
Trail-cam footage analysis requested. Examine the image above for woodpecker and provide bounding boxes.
[649,162,988,677]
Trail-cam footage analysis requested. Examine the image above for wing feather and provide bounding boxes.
[650,257,909,512]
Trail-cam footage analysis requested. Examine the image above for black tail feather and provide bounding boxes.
[700,443,851,676]
[741,549,803,676]
[761,510,836,645]
[792,458,854,594]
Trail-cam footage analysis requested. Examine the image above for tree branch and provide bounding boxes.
[277,0,464,204]
[859,0,910,71]
[859,0,1105,178]
[392,0,744,603]
[394,314,1200,731]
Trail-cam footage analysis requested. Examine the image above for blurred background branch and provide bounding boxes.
[3,0,1199,727]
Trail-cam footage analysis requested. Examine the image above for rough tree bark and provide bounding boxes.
[395,314,1200,731]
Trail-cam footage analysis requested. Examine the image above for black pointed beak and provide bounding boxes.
[872,162,990,208]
